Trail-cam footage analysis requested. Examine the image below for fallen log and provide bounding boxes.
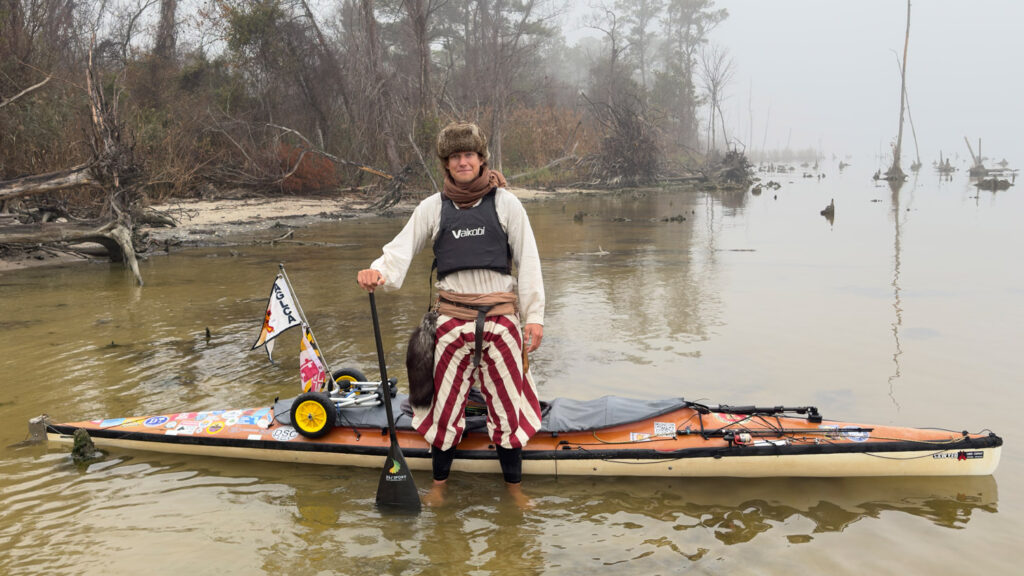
[0,221,144,285]
[0,164,96,200]
[657,175,705,184]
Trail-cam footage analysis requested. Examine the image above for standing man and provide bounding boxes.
[356,121,544,506]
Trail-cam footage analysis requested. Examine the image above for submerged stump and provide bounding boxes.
[71,428,101,463]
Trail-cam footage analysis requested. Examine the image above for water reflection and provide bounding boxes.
[2,447,994,575]
[530,191,726,396]
[888,178,906,410]
[531,475,996,542]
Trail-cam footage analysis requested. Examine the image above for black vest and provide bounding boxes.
[433,189,511,280]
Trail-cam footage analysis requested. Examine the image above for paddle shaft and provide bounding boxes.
[368,292,397,443]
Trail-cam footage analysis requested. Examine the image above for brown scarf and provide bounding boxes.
[442,167,508,208]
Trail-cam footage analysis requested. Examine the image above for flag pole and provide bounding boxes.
[278,263,335,384]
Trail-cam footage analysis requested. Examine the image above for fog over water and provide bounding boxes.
[569,0,1023,165]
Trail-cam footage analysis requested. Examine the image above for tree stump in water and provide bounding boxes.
[71,429,101,463]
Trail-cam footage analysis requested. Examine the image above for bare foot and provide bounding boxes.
[505,482,533,509]
[423,480,447,507]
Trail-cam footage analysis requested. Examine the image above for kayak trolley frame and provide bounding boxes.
[290,368,398,439]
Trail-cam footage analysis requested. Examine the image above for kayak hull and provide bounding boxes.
[46,433,1001,478]
[45,398,1002,478]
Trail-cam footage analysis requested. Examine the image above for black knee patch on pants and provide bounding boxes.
[496,446,522,484]
[432,446,457,481]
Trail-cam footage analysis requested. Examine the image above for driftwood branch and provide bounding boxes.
[509,146,578,182]
[266,122,393,179]
[0,163,96,200]
[407,132,438,194]
[0,76,52,108]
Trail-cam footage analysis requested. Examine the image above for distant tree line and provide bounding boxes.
[1,0,730,205]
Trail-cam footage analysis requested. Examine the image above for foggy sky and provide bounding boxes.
[569,0,1023,166]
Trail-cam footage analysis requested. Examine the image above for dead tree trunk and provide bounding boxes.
[887,0,911,181]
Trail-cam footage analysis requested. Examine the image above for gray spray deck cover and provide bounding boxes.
[275,394,688,434]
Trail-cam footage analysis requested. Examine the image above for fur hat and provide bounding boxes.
[436,122,489,162]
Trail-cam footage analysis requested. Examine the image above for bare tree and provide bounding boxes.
[585,4,632,107]
[698,43,733,154]
[886,0,911,181]
[402,0,442,118]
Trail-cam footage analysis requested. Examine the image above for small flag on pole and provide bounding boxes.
[251,274,302,362]
[300,323,328,393]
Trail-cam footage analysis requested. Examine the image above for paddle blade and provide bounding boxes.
[376,440,421,513]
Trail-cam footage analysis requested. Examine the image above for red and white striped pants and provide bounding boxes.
[411,313,542,451]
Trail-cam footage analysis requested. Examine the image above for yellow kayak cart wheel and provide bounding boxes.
[327,368,368,394]
[290,392,336,439]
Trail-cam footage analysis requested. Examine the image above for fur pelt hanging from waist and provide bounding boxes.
[406,309,438,409]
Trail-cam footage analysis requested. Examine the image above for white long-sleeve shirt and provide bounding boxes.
[370,188,545,325]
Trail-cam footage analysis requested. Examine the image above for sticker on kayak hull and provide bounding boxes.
[144,416,169,427]
[753,439,788,447]
[842,426,870,442]
[717,413,748,424]
[818,425,871,442]
[272,427,298,442]
[933,450,984,460]
[653,422,676,436]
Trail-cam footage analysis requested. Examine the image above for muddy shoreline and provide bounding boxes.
[0,186,572,273]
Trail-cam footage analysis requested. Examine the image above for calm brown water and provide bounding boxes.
[1,162,1020,575]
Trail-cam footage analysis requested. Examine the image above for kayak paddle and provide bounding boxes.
[369,292,422,513]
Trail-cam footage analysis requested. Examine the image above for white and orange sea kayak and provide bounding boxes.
[44,392,1001,478]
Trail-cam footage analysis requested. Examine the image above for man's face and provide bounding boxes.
[447,151,483,185]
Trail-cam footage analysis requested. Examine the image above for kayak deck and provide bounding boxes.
[45,395,1002,478]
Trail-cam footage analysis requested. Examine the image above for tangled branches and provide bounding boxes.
[579,92,660,187]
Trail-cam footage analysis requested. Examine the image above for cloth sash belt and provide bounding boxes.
[436,290,517,368]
